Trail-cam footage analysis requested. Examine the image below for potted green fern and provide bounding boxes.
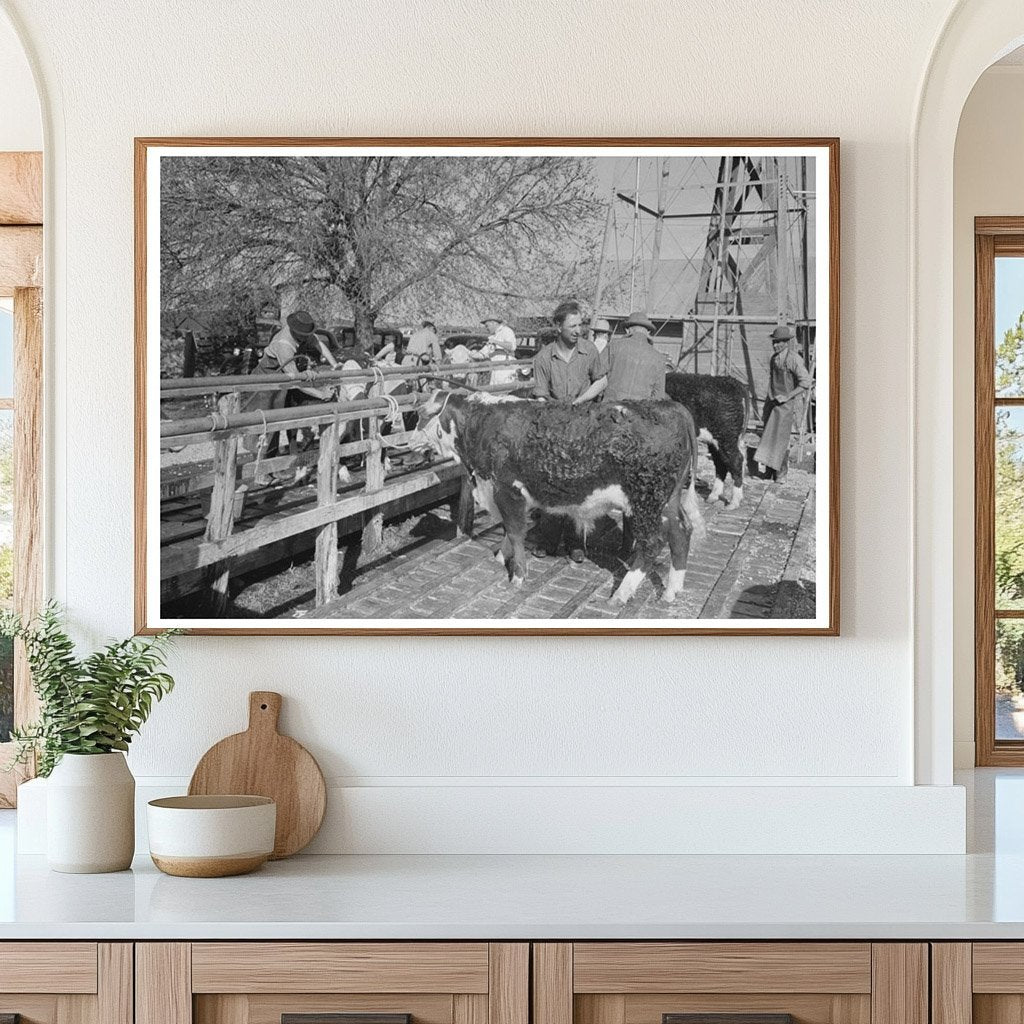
[2,604,179,873]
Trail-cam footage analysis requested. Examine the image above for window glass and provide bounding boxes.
[997,407,1024,610]
[996,257,1024,397]
[997,620,1024,740]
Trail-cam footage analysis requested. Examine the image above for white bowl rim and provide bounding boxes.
[148,795,275,810]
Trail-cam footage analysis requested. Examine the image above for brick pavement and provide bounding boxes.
[301,464,818,623]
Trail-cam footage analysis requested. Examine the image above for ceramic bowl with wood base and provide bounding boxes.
[147,795,276,877]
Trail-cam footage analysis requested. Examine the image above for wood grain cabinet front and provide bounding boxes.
[136,944,528,1024]
[933,943,1024,1024]
[532,944,929,1024]
[0,943,132,1024]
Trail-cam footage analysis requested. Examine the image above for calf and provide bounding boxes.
[412,391,705,605]
[665,372,748,508]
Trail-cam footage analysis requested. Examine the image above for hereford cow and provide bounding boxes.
[665,372,748,509]
[412,392,705,605]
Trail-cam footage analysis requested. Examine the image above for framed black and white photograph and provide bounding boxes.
[135,138,839,635]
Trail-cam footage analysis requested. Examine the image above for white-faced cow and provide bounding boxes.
[412,391,705,605]
[665,372,748,509]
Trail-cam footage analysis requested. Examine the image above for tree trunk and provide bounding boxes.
[352,301,376,358]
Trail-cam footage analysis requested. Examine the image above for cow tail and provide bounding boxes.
[680,413,707,542]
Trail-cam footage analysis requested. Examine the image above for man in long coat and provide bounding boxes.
[754,325,812,482]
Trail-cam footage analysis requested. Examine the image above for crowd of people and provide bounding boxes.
[252,301,812,501]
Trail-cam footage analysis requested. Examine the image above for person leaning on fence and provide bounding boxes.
[257,310,338,378]
[530,300,607,405]
[480,314,516,357]
[243,310,335,484]
[754,324,812,483]
[602,311,667,403]
[404,320,443,364]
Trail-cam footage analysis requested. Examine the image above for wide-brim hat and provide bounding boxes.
[591,317,612,334]
[771,324,795,342]
[480,315,502,325]
[622,311,655,332]
[287,310,316,340]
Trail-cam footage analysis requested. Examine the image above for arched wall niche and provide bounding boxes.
[914,1,1024,785]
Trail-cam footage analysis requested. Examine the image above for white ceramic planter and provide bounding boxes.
[46,752,135,873]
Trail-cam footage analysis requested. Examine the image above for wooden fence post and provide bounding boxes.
[203,392,240,614]
[362,382,385,554]
[315,418,340,605]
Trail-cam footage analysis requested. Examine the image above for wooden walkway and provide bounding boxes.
[283,468,817,623]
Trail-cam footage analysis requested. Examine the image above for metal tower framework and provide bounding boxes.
[593,155,814,403]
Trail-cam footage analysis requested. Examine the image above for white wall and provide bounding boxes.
[0,10,39,151]
[952,65,1024,767]
[1,0,974,852]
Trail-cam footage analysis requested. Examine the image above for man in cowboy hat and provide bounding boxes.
[589,316,612,354]
[256,309,339,377]
[602,310,667,403]
[244,310,339,481]
[754,324,812,482]
[480,313,517,357]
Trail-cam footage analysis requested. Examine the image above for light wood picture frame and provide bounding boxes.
[136,137,839,636]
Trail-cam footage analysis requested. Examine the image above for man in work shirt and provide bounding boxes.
[531,299,607,404]
[603,311,667,402]
[754,324,812,482]
[481,314,517,356]
[528,300,608,562]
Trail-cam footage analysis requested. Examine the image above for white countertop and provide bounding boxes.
[0,849,1023,940]
[1,769,1022,941]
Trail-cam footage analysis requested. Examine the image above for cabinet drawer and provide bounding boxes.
[533,944,924,1024]
[572,944,872,994]
[139,943,528,1024]
[191,943,490,994]
[0,942,99,994]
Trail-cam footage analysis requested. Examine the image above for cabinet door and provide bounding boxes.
[137,943,528,1024]
[533,944,927,1024]
[0,943,131,1024]
[946,943,1024,1024]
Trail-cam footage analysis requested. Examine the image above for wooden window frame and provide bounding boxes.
[0,151,43,806]
[975,217,1024,765]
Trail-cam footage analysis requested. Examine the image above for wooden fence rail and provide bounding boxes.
[160,361,531,612]
[160,358,533,398]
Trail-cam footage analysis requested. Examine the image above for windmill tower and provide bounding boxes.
[593,155,813,405]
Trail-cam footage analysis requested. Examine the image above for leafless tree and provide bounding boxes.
[161,155,602,348]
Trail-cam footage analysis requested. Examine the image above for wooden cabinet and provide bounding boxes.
[136,944,528,1024]
[0,938,959,1024]
[0,943,132,1024]
[932,943,1024,1024]
[532,944,928,1024]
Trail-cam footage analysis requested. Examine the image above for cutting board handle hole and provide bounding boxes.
[260,703,268,710]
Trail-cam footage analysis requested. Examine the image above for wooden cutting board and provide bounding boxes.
[188,691,326,859]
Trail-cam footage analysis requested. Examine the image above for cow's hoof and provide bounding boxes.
[660,589,679,604]
[493,548,506,566]
[510,574,525,588]
[726,487,743,510]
